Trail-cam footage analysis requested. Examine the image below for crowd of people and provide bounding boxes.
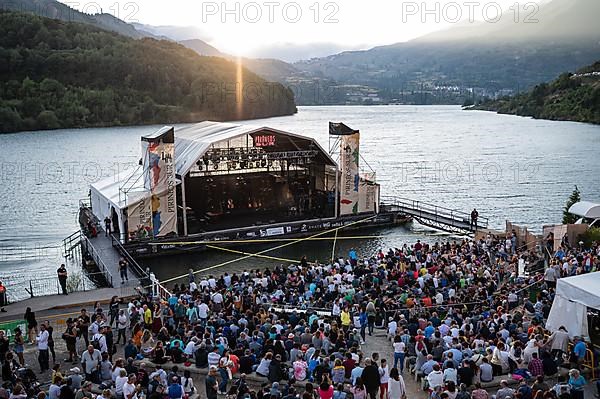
[0,232,598,399]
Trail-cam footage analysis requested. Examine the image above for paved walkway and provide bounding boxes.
[361,327,426,398]
[0,286,140,323]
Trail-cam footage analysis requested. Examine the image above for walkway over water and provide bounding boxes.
[381,196,488,235]
[63,227,150,293]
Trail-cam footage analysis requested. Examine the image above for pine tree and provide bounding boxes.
[562,185,581,224]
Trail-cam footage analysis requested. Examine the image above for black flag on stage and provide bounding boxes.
[329,122,359,136]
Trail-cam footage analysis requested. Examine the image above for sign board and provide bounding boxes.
[253,134,276,147]
[0,320,28,343]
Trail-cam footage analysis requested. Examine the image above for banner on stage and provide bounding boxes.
[339,131,360,215]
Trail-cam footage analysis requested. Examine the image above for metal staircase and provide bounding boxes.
[380,196,488,235]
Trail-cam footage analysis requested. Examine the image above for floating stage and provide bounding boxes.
[79,121,482,260]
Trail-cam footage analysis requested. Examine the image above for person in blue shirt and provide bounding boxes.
[568,368,586,399]
[424,323,435,339]
[573,337,587,364]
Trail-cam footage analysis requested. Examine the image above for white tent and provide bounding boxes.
[568,201,600,218]
[545,272,600,338]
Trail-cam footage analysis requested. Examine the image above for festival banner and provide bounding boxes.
[127,195,153,240]
[339,132,360,215]
[141,127,178,237]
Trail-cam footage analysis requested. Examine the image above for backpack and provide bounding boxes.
[92,335,101,350]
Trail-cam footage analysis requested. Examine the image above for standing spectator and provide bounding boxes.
[44,320,56,364]
[57,264,69,296]
[470,209,479,230]
[572,336,587,367]
[388,367,406,399]
[0,281,7,312]
[361,358,380,399]
[392,336,406,372]
[0,330,9,364]
[37,323,50,373]
[116,310,128,345]
[13,328,25,366]
[378,359,390,399]
[80,345,101,383]
[24,307,38,343]
[119,258,129,284]
[104,216,112,237]
[205,366,219,399]
[351,378,367,399]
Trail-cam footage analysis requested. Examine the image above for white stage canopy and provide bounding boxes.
[568,201,600,218]
[546,271,600,338]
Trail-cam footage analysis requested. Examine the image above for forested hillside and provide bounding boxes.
[0,11,297,133]
[472,61,600,124]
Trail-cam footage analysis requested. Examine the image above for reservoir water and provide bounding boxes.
[1,105,598,284]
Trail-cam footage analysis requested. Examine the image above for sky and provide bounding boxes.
[59,0,548,58]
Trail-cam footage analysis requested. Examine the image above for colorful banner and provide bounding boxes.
[0,320,28,343]
[141,127,178,237]
[339,132,360,215]
[127,195,153,240]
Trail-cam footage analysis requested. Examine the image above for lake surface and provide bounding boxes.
[1,105,599,285]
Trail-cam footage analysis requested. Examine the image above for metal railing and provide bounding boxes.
[81,235,114,287]
[2,271,106,303]
[149,273,172,301]
[110,234,151,287]
[381,196,489,229]
[62,230,82,258]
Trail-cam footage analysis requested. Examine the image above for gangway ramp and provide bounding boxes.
[380,196,488,235]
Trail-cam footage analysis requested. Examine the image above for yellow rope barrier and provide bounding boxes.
[158,214,378,285]
[205,245,301,264]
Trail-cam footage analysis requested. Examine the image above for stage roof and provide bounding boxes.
[174,121,336,177]
[568,201,600,219]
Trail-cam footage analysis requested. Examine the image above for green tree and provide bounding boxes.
[0,106,22,132]
[36,110,60,129]
[562,185,581,224]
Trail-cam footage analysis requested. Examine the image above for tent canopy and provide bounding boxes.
[555,272,600,310]
[568,201,600,218]
[545,271,600,338]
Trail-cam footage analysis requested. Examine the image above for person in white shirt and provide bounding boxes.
[81,345,101,382]
[115,369,128,397]
[388,319,398,339]
[93,328,108,353]
[116,310,128,345]
[388,368,406,399]
[379,359,390,399]
[37,323,50,372]
[123,374,138,399]
[427,364,444,390]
